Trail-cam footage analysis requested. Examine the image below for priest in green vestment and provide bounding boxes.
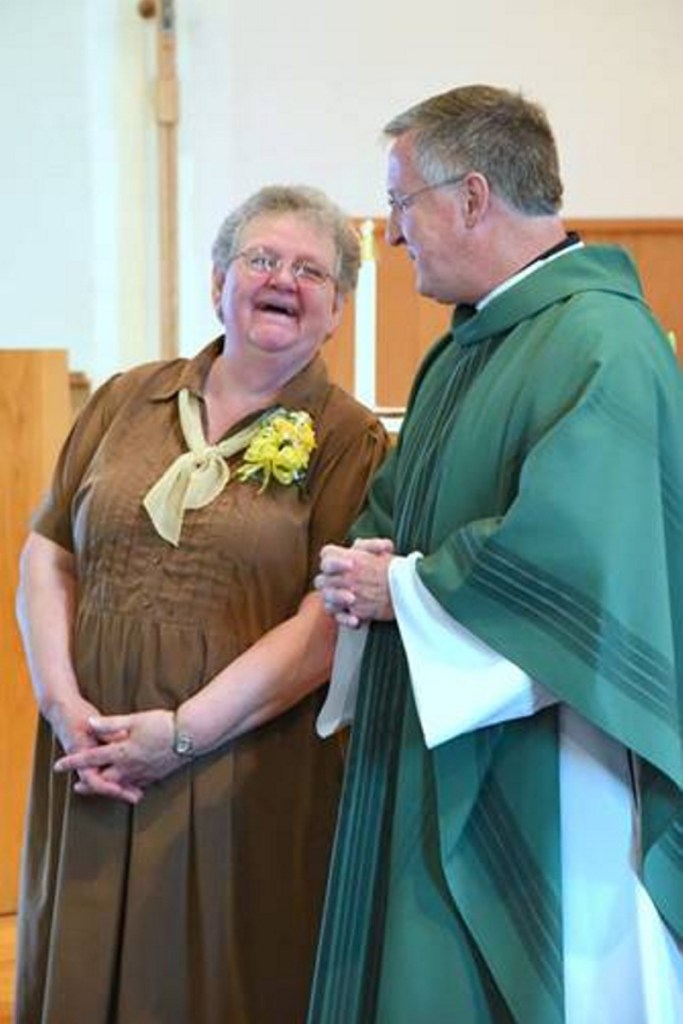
[311,84,683,1024]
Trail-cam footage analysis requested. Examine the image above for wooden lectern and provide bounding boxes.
[0,350,71,912]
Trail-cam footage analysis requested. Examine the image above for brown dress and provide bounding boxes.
[15,339,388,1024]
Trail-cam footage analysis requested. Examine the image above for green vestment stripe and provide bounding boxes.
[433,706,563,1023]
[468,540,676,724]
[395,335,501,552]
[586,386,683,531]
[308,628,407,1022]
[660,818,683,872]
[465,772,563,1004]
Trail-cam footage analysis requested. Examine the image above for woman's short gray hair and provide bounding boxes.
[211,185,361,295]
[384,84,563,216]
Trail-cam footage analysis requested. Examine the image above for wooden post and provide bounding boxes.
[138,0,179,359]
[0,352,71,912]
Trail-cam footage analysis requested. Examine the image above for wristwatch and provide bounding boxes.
[172,711,195,758]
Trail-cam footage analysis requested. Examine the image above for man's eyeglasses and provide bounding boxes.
[387,174,468,216]
[233,247,336,288]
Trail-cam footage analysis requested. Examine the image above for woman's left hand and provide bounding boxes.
[54,709,179,796]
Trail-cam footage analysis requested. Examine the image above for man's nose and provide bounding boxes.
[385,211,404,247]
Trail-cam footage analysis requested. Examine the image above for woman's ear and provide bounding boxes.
[327,291,346,338]
[211,266,226,320]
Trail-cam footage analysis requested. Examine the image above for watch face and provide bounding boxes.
[174,732,194,757]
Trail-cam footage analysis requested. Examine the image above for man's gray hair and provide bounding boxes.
[384,84,563,216]
[211,185,361,294]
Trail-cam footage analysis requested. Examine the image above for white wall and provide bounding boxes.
[3,0,683,383]
[1,1,156,384]
[1,1,91,367]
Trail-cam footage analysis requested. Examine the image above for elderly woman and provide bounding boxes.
[15,185,388,1024]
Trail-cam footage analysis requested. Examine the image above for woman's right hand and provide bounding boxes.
[47,696,143,805]
[53,709,179,798]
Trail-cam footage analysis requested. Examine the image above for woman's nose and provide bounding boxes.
[268,261,298,286]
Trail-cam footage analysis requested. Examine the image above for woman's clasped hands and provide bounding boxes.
[54,708,180,805]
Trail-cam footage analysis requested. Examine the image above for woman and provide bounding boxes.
[15,185,388,1024]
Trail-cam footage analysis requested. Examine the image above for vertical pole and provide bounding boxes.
[354,218,377,407]
[156,0,179,359]
[137,0,179,359]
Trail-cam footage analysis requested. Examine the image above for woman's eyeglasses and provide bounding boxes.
[233,247,336,288]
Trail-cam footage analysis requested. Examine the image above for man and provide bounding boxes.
[311,85,683,1024]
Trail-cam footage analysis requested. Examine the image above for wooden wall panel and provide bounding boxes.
[374,229,451,408]
[0,351,71,912]
[321,291,355,394]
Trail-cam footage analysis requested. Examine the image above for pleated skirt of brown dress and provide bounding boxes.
[16,678,342,1024]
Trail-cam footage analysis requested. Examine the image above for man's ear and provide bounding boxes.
[460,172,491,228]
[211,267,226,318]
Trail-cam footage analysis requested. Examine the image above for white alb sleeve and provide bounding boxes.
[389,552,557,748]
[316,623,368,737]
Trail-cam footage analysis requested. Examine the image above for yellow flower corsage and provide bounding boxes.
[235,408,316,492]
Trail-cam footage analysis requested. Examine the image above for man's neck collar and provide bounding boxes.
[476,232,583,311]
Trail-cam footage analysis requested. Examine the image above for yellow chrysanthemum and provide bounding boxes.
[235,408,316,492]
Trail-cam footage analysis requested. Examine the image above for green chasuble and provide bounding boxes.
[308,246,683,1024]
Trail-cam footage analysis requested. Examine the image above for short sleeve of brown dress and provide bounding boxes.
[15,340,389,1024]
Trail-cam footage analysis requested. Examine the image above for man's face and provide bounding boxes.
[385,134,473,305]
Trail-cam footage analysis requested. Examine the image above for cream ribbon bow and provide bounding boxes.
[143,388,265,546]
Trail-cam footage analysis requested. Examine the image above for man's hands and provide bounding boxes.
[315,538,396,628]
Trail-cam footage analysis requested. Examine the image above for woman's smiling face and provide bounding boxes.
[213,213,343,372]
